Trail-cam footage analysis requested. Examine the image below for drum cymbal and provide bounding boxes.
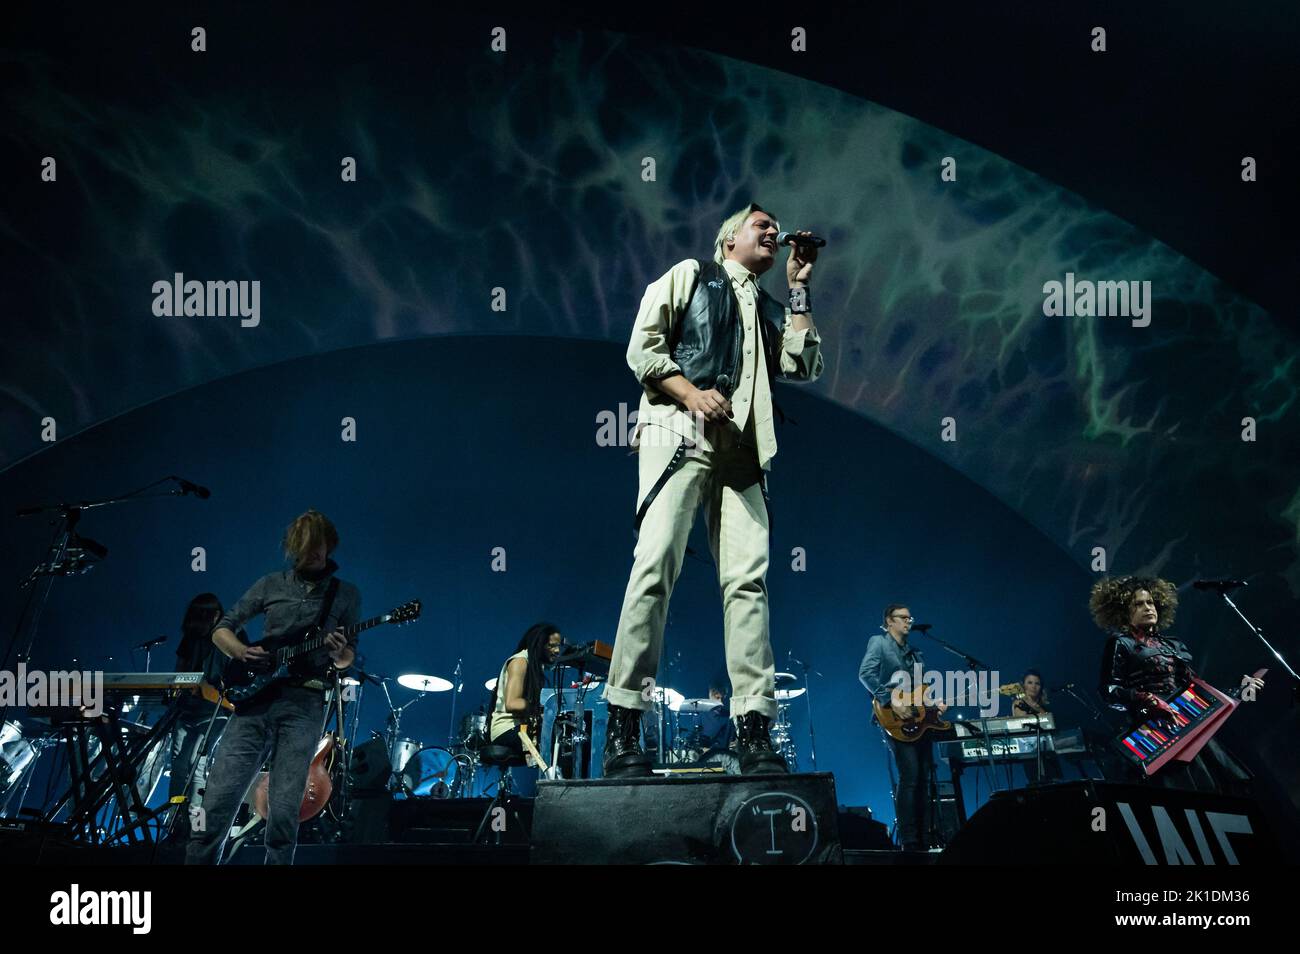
[773,672,799,688]
[484,677,498,691]
[653,687,685,710]
[397,673,453,693]
[775,687,806,701]
[676,698,725,714]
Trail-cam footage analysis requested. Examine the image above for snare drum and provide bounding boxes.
[457,713,488,753]
[388,737,422,775]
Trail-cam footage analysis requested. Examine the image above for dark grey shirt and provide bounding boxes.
[217,560,362,650]
[858,633,925,708]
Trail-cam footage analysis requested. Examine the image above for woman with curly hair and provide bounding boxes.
[1092,575,1263,794]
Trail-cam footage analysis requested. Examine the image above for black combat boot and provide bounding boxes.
[734,711,789,775]
[603,703,653,778]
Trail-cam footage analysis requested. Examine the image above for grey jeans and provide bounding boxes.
[184,686,323,865]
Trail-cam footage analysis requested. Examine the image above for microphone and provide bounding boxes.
[910,623,933,632]
[171,476,212,499]
[1193,579,1247,592]
[715,373,732,398]
[776,230,827,248]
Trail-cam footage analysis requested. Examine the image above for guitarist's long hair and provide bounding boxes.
[487,622,559,722]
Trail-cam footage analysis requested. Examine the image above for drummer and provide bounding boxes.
[698,681,734,751]
[486,623,564,760]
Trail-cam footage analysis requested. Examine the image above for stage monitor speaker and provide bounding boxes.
[938,780,1280,865]
[932,779,963,846]
[532,772,843,864]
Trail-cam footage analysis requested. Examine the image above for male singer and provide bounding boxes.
[602,203,825,777]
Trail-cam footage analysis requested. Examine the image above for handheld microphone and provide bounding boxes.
[776,230,827,248]
[1193,579,1247,592]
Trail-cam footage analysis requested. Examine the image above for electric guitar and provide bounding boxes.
[873,686,952,742]
[253,732,338,823]
[223,600,421,702]
[517,723,559,780]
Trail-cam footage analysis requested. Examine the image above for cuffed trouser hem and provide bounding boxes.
[729,694,778,720]
[602,683,653,712]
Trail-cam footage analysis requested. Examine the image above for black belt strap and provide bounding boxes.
[633,439,690,534]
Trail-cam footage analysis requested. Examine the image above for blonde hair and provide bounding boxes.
[712,203,779,264]
[282,509,339,566]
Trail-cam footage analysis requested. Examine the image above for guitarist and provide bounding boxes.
[858,603,946,852]
[186,510,361,865]
[1093,575,1262,796]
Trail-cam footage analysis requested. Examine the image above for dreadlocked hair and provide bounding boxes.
[487,622,559,722]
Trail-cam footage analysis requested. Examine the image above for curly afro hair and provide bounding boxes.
[1089,576,1178,632]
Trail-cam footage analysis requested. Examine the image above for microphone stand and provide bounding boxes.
[3,476,209,727]
[913,626,1006,790]
[786,652,821,772]
[1213,587,1299,686]
[446,659,463,748]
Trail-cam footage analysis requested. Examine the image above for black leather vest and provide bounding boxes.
[1100,629,1195,720]
[667,260,786,397]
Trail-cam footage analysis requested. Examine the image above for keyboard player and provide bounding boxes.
[1093,575,1262,795]
[1009,668,1058,782]
[168,593,235,836]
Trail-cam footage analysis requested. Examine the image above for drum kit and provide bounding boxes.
[644,670,809,772]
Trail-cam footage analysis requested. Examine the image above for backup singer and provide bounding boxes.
[185,510,360,865]
[1010,668,1059,783]
[602,203,824,777]
[1093,576,1263,795]
[1010,668,1050,717]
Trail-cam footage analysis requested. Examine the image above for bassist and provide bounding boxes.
[186,510,361,865]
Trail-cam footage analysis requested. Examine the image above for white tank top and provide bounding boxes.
[489,649,529,741]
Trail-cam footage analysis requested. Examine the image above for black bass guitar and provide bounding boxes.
[222,600,421,703]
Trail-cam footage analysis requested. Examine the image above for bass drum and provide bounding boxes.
[398,746,471,798]
[700,748,741,776]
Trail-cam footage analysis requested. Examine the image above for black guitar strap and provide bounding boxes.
[315,577,341,632]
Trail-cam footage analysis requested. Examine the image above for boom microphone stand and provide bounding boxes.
[1201,580,1299,687]
[4,476,211,727]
